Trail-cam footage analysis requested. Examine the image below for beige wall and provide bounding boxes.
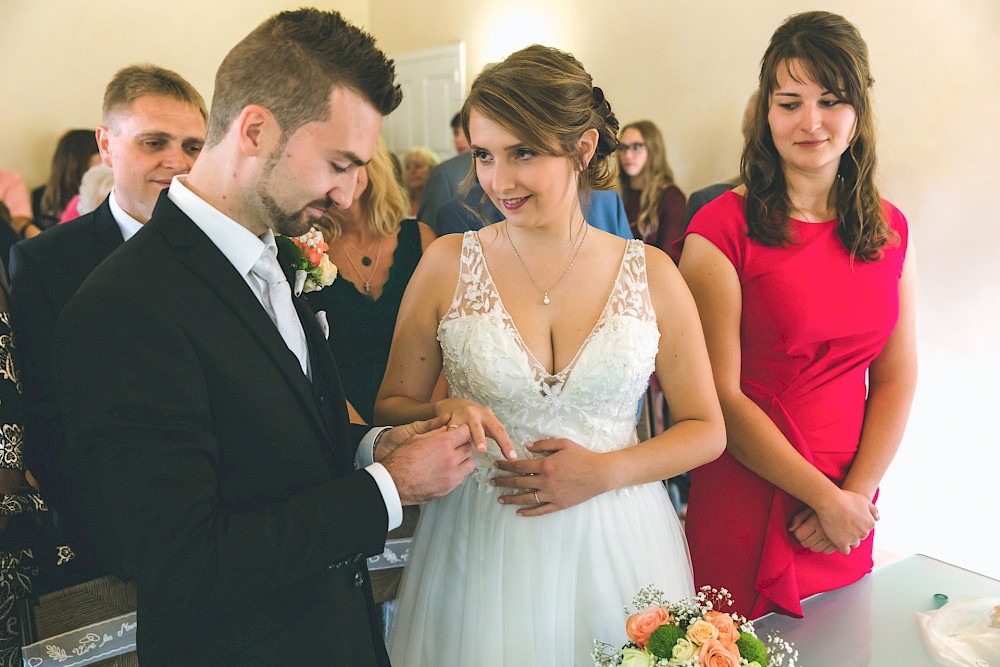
[0,0,368,185]
[1,1,997,576]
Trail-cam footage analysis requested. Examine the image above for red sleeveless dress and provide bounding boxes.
[680,191,908,618]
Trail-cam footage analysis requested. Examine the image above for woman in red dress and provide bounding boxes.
[678,10,917,619]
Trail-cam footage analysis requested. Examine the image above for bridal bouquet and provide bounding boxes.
[276,228,338,295]
[594,585,798,667]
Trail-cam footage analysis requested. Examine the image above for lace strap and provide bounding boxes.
[442,231,496,322]
[608,239,656,322]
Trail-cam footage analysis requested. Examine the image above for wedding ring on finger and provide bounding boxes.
[447,424,460,429]
[533,491,541,504]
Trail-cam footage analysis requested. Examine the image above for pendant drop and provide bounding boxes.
[361,256,373,267]
[363,281,371,293]
[542,293,550,305]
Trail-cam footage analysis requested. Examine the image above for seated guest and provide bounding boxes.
[8,64,206,581]
[418,113,471,233]
[34,129,100,229]
[0,204,14,293]
[616,120,687,262]
[403,146,438,217]
[419,152,472,234]
[60,163,114,222]
[0,168,37,256]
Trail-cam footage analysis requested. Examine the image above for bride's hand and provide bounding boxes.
[435,397,517,460]
[492,438,610,516]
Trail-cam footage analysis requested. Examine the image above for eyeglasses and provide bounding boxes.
[617,142,646,154]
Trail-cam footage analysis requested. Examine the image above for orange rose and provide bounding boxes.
[704,610,741,644]
[698,639,740,667]
[626,606,674,648]
[685,619,719,645]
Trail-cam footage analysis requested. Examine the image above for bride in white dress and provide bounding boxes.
[375,45,725,667]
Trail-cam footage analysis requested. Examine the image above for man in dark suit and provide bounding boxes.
[52,9,474,666]
[9,65,207,579]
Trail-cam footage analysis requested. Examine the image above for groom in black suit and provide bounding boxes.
[9,64,207,580]
[52,9,474,666]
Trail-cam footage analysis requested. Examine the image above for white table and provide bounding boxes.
[754,554,1000,666]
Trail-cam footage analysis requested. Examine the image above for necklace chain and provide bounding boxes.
[504,221,588,305]
[339,235,384,294]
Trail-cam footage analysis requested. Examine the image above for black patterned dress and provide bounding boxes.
[0,302,73,666]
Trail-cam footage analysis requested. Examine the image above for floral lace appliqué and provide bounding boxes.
[437,233,660,488]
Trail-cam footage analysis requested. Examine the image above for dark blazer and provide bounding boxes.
[52,192,391,666]
[417,152,471,233]
[9,197,124,508]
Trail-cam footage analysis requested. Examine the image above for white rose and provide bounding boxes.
[318,255,338,285]
[671,637,697,660]
[620,648,653,667]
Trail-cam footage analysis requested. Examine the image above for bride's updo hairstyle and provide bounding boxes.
[460,44,619,212]
[742,11,894,261]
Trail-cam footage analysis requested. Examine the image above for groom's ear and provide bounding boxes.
[235,105,280,158]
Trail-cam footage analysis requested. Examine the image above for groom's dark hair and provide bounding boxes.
[205,8,402,147]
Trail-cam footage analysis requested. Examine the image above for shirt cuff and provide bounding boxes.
[364,462,402,531]
[356,426,391,468]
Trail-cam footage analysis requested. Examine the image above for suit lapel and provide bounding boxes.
[281,251,355,471]
[151,197,334,455]
[92,199,126,258]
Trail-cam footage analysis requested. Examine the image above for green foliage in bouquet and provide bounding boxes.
[593,585,798,667]
[736,630,768,664]
[647,624,685,658]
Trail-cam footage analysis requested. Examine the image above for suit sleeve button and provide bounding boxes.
[353,571,364,588]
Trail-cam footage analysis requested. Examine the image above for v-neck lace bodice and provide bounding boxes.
[437,231,659,477]
[393,231,694,667]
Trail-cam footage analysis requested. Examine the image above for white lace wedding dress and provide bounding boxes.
[388,232,693,667]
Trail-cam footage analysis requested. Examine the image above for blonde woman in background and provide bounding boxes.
[306,137,437,426]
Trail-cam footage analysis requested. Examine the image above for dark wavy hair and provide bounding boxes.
[460,44,619,217]
[741,10,895,261]
[39,129,98,226]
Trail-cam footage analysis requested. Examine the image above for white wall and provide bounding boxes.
[1,0,997,578]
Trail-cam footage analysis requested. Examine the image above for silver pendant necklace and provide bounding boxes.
[504,220,588,305]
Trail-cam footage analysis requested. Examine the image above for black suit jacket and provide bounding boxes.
[52,192,391,666]
[9,197,124,507]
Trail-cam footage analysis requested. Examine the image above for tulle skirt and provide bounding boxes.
[388,477,693,667]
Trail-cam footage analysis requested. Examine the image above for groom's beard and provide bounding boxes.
[255,153,330,237]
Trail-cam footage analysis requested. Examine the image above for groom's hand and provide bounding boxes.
[373,414,451,462]
[381,422,475,505]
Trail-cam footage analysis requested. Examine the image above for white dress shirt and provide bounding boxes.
[107,188,145,241]
[166,175,402,531]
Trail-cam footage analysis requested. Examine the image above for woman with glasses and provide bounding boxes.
[616,120,687,263]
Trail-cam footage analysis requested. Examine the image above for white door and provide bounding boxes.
[383,43,465,162]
